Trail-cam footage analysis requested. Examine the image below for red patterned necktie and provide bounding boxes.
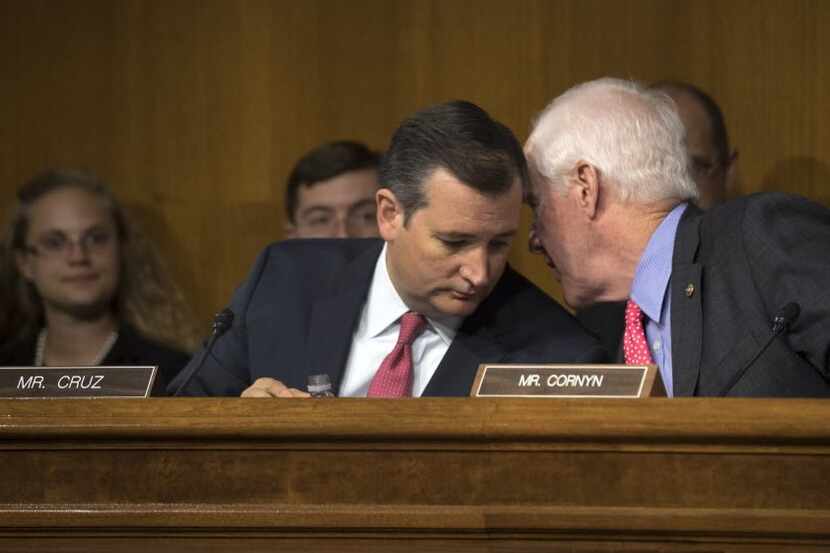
[623,300,654,365]
[367,312,427,397]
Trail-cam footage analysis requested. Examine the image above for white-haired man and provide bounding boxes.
[525,77,830,397]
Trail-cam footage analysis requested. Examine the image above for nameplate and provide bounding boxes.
[0,366,157,398]
[471,364,664,398]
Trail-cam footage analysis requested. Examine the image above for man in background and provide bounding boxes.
[172,100,604,397]
[526,77,830,397]
[651,81,738,208]
[577,80,738,354]
[284,140,381,238]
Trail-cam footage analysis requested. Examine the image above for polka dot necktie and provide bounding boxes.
[623,300,654,365]
[367,312,427,397]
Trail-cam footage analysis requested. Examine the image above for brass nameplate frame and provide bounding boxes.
[0,366,157,398]
[471,364,665,398]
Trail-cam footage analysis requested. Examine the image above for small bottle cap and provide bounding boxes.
[307,374,332,394]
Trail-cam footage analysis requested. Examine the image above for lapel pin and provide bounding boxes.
[685,283,695,298]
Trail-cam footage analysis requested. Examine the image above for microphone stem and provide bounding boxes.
[718,327,784,397]
[173,331,220,396]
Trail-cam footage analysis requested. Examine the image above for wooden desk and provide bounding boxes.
[1,398,828,551]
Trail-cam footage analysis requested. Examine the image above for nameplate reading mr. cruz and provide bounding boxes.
[471,364,664,398]
[0,366,157,398]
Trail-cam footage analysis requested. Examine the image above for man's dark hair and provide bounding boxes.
[380,100,528,224]
[285,140,380,223]
[650,81,731,164]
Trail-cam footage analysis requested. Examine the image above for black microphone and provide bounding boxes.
[172,308,235,396]
[718,302,800,396]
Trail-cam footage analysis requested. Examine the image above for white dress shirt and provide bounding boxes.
[339,244,461,397]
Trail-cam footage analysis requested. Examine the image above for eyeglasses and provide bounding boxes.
[25,228,115,258]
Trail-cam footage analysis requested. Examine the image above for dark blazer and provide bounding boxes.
[576,301,625,357]
[671,193,830,397]
[171,239,606,396]
[0,324,190,396]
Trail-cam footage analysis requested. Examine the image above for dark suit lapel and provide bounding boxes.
[422,276,513,397]
[423,327,507,396]
[305,242,382,392]
[671,207,704,396]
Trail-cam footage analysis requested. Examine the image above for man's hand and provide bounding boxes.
[240,377,311,398]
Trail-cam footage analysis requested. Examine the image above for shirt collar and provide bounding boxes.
[364,244,459,346]
[630,202,688,323]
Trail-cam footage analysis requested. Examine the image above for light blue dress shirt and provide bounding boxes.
[628,203,688,397]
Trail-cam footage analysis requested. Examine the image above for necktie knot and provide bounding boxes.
[397,312,427,345]
[366,311,427,398]
[625,299,645,323]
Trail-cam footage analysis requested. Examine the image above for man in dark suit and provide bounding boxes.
[577,80,739,356]
[171,100,605,397]
[524,77,830,397]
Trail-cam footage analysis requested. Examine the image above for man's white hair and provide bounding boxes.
[526,78,698,203]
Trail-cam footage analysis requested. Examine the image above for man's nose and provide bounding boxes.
[460,247,489,288]
[333,217,349,238]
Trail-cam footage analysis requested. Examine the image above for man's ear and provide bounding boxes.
[574,161,601,219]
[376,188,404,241]
[283,220,297,239]
[724,149,739,200]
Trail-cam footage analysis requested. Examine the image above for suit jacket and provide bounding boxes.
[670,193,830,397]
[171,239,606,396]
[0,324,190,396]
[576,301,625,356]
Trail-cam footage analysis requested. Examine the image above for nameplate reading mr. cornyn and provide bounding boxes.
[471,364,662,398]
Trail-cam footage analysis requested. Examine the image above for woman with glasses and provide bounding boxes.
[0,169,198,395]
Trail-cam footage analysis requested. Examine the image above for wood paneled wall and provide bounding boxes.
[2,0,828,327]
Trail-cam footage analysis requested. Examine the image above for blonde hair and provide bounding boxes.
[0,169,200,354]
